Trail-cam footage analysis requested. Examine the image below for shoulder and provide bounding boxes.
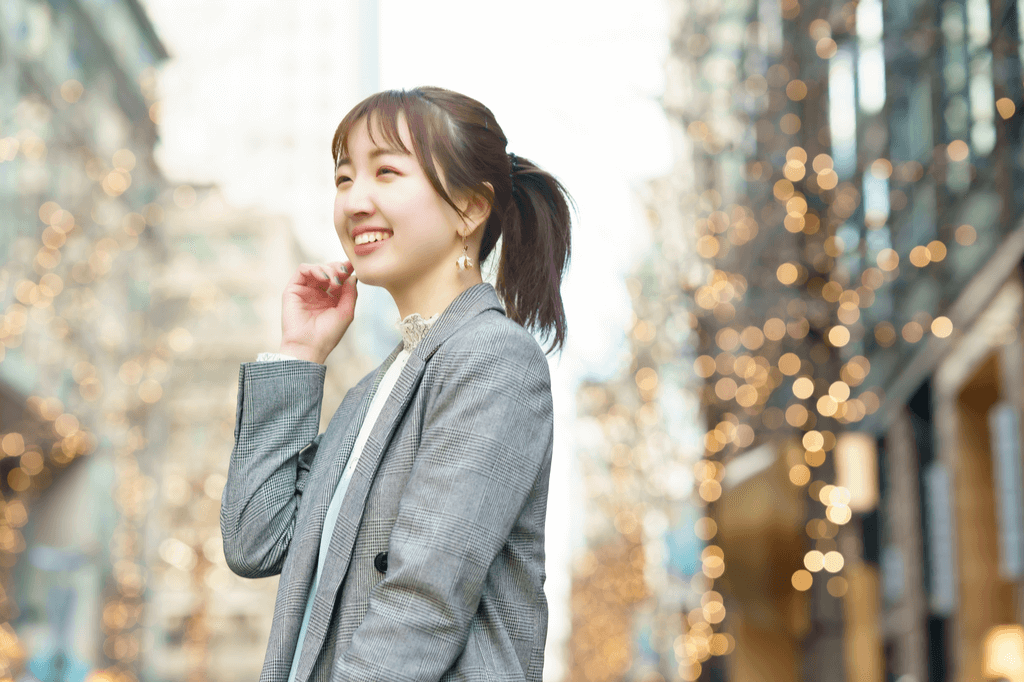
[442,309,549,377]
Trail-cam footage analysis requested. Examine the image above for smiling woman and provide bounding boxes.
[220,86,573,681]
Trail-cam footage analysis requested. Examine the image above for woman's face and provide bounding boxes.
[334,115,467,295]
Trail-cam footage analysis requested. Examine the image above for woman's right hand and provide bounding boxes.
[278,261,357,364]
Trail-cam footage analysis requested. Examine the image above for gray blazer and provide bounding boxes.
[221,283,553,681]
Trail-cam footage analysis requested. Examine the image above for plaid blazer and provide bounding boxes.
[221,283,553,681]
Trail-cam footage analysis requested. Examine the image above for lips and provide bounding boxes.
[352,228,392,256]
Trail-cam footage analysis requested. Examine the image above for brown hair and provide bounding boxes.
[332,86,573,355]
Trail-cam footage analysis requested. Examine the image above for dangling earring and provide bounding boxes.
[456,233,473,271]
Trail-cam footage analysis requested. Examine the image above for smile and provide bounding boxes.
[354,231,392,246]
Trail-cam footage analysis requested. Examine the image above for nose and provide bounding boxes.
[342,174,376,220]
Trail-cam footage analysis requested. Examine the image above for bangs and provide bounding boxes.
[332,91,412,168]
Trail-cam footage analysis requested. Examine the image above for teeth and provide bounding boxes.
[355,231,390,246]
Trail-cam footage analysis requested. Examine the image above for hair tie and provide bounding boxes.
[508,153,519,195]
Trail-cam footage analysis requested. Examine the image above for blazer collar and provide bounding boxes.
[411,282,506,362]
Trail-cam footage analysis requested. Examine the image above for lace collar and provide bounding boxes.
[397,312,439,351]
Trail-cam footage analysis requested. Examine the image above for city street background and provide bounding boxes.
[1,0,1023,680]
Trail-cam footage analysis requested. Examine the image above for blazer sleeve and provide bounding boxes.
[332,326,553,681]
[220,360,327,579]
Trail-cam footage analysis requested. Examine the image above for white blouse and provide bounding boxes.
[256,313,438,681]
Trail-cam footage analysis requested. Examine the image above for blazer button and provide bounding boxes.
[374,552,388,574]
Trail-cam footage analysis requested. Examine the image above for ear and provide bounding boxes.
[459,182,493,235]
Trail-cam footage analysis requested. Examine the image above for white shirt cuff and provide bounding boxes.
[256,352,300,362]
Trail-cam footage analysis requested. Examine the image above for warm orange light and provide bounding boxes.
[777,263,799,285]
[715,378,738,401]
[835,432,879,512]
[804,550,825,572]
[779,353,801,375]
[826,382,849,402]
[826,504,853,525]
[803,430,824,451]
[956,224,977,245]
[804,450,826,467]
[786,80,808,101]
[826,576,848,597]
[869,158,892,179]
[818,397,839,420]
[697,235,720,258]
[822,551,845,573]
[997,97,1017,119]
[932,316,953,338]
[793,377,815,399]
[789,464,811,485]
[828,325,851,347]
[817,169,839,190]
[876,248,899,271]
[694,517,717,541]
[947,139,970,161]
[809,19,831,40]
[780,113,801,134]
[902,322,924,343]
[816,37,838,58]
[909,245,930,267]
[694,355,716,378]
[786,404,809,427]
[983,625,1024,681]
[875,321,896,347]
[764,318,787,341]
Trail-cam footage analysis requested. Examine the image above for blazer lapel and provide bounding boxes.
[265,341,404,681]
[300,339,405,543]
[292,283,506,680]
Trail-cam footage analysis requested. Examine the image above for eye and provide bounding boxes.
[335,174,351,187]
[377,166,398,176]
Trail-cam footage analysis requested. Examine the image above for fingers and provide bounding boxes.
[293,263,357,302]
[297,262,352,288]
[326,261,356,280]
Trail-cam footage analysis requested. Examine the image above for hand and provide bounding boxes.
[279,261,357,364]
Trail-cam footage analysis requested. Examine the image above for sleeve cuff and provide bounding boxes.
[257,352,300,362]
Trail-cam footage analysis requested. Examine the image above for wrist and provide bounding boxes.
[278,342,327,365]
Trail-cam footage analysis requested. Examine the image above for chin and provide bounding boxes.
[350,265,389,287]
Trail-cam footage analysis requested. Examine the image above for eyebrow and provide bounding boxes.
[335,147,409,171]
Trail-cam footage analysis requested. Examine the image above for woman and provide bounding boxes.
[220,86,572,682]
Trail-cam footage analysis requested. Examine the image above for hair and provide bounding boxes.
[331,86,573,355]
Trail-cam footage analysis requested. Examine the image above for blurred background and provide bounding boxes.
[2,0,1024,680]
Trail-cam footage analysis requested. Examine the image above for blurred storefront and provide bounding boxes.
[631,0,1024,680]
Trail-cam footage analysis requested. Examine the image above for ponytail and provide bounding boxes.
[332,86,574,354]
[498,155,573,355]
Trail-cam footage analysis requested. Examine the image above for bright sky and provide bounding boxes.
[143,1,672,678]
[376,0,672,375]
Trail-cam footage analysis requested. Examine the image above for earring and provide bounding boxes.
[456,234,473,271]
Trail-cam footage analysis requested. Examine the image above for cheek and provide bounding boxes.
[333,194,346,232]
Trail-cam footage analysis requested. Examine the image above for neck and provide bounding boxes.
[387,268,484,321]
